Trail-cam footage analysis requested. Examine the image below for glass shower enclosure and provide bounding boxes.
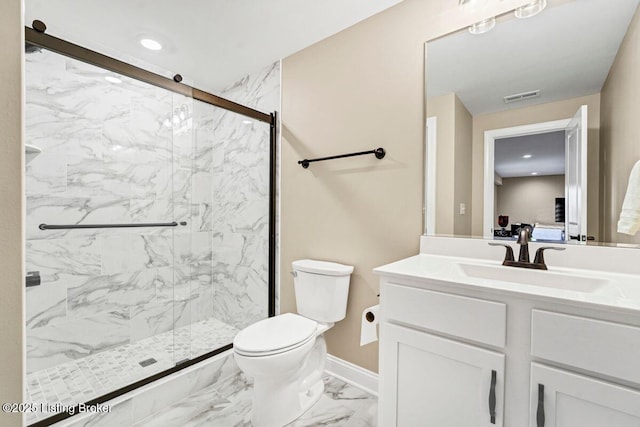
[24,27,275,426]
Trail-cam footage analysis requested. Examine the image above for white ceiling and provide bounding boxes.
[427,0,640,115]
[25,0,403,93]
[495,131,565,178]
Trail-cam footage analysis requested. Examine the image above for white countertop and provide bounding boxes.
[374,254,640,314]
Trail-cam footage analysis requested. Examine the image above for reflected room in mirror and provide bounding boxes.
[424,0,640,246]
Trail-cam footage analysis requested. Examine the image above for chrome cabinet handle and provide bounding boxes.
[489,370,497,424]
[536,384,545,427]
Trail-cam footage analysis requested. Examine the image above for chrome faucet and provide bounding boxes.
[489,226,565,270]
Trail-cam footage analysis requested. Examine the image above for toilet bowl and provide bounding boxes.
[233,259,353,427]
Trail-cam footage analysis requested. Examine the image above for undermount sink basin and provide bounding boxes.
[458,263,610,293]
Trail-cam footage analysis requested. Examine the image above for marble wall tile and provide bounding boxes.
[211,263,268,330]
[67,269,156,319]
[174,231,213,265]
[25,151,68,195]
[156,264,190,303]
[26,310,130,374]
[211,230,245,266]
[57,398,133,427]
[129,198,173,224]
[26,236,102,285]
[130,301,175,343]
[191,170,213,204]
[130,352,239,424]
[100,234,172,275]
[25,281,67,330]
[193,203,212,232]
[220,61,281,112]
[238,232,269,273]
[192,262,214,323]
[26,195,132,240]
[25,104,104,161]
[155,262,213,325]
[24,46,279,383]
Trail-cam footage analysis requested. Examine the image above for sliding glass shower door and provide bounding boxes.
[24,39,272,426]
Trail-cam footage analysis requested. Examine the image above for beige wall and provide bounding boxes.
[453,95,473,235]
[601,4,640,244]
[426,93,473,236]
[281,0,531,372]
[0,0,24,425]
[471,93,602,240]
[427,93,455,234]
[496,175,565,226]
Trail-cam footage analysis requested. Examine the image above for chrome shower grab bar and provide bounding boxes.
[39,221,187,230]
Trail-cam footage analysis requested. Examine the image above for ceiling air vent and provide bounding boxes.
[503,90,541,104]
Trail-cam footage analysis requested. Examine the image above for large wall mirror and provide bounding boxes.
[424,0,640,246]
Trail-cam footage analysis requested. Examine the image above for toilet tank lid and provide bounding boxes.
[292,259,354,276]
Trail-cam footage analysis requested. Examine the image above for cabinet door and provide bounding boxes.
[530,363,640,427]
[380,323,505,427]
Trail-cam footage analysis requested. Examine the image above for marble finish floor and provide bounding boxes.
[26,317,238,424]
[134,373,377,427]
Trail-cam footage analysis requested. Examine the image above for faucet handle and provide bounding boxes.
[533,246,566,267]
[488,242,515,263]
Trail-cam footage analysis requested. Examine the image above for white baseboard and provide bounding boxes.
[324,355,378,397]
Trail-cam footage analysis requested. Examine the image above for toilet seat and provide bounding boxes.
[234,313,317,357]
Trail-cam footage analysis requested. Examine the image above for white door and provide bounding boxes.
[380,322,505,426]
[564,105,588,242]
[530,363,640,427]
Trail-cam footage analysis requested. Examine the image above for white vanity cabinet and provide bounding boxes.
[381,323,505,426]
[528,310,640,426]
[377,273,640,427]
[529,363,640,427]
[379,282,507,426]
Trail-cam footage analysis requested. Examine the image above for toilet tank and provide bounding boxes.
[292,259,354,323]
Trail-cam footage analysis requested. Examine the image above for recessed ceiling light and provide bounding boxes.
[515,0,547,19]
[531,172,538,175]
[140,38,162,51]
[468,17,496,35]
[242,120,252,125]
[104,76,122,84]
[522,154,532,159]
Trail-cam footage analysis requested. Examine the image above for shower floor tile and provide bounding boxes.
[26,317,239,424]
[134,372,377,427]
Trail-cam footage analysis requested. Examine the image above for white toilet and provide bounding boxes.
[233,259,353,427]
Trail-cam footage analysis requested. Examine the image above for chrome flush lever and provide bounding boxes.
[290,271,297,277]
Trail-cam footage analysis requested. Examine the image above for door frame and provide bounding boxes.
[483,119,570,239]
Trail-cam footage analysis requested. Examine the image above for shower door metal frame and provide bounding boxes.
[25,25,277,427]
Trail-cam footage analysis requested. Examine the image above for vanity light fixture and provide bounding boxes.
[514,0,547,19]
[140,38,162,51]
[459,0,489,12]
[458,0,495,35]
[104,76,122,84]
[531,172,538,175]
[468,17,496,35]
[523,154,533,159]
